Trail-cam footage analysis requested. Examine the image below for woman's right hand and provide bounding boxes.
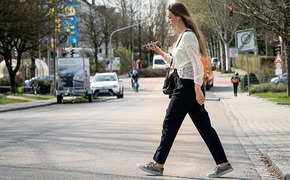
[145,41,164,56]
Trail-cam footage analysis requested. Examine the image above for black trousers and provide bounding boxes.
[153,70,228,165]
[233,83,238,94]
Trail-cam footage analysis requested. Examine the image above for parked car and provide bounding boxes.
[25,75,54,94]
[90,72,124,98]
[211,57,219,70]
[24,75,54,87]
[269,73,287,85]
[153,55,168,69]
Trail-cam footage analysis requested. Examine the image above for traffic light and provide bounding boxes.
[229,7,233,17]
[70,49,75,57]
[274,45,281,56]
[113,49,116,55]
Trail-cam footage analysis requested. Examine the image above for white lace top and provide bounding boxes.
[163,30,204,86]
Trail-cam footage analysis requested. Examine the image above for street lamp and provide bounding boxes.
[109,19,149,72]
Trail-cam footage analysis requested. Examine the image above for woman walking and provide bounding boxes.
[137,2,233,178]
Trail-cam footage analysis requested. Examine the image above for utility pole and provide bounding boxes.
[109,20,149,72]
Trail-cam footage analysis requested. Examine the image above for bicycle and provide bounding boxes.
[132,79,139,93]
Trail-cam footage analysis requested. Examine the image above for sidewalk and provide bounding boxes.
[217,90,290,180]
[0,98,56,113]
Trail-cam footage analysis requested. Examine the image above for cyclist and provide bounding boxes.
[131,70,139,92]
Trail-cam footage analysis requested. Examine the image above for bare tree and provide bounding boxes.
[0,0,64,93]
[206,0,240,72]
[232,0,290,96]
[78,4,104,72]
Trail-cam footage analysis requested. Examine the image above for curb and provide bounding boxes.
[220,99,289,180]
[0,102,56,113]
[0,98,112,113]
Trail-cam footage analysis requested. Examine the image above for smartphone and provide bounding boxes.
[142,41,161,48]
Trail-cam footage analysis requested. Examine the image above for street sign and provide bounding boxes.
[274,52,283,63]
[235,29,256,53]
[274,52,283,75]
[229,48,239,58]
[57,32,70,47]
[59,34,67,43]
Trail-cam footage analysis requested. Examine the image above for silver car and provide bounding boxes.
[90,72,124,98]
[269,73,287,85]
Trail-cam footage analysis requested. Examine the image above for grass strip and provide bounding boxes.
[252,92,290,105]
[0,96,29,104]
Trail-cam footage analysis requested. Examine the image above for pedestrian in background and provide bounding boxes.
[137,2,233,178]
[136,59,142,69]
[231,72,241,96]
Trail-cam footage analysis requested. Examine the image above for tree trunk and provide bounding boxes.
[30,57,36,78]
[225,42,231,72]
[219,39,226,71]
[285,39,289,96]
[9,72,17,93]
[94,47,99,72]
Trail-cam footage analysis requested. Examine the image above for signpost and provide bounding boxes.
[229,48,238,72]
[235,28,256,95]
[274,52,283,75]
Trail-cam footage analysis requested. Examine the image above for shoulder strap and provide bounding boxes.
[170,29,191,67]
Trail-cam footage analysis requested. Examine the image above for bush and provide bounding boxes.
[137,68,167,77]
[250,88,255,94]
[30,79,53,94]
[0,77,10,86]
[240,73,259,91]
[270,83,286,93]
[251,83,271,93]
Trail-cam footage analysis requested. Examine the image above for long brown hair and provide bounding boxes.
[168,2,208,58]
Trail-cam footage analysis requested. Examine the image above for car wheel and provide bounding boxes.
[117,93,123,98]
[57,95,63,104]
[88,94,93,102]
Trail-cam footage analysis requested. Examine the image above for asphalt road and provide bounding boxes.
[0,76,266,180]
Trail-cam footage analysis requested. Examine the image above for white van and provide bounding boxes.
[153,55,168,69]
[211,57,219,70]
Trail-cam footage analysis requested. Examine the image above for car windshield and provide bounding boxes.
[155,59,165,65]
[93,74,117,82]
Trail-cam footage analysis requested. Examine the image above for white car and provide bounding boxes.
[153,55,168,69]
[211,57,219,70]
[90,72,124,98]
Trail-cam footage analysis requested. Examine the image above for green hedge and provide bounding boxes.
[234,54,286,73]
[250,83,286,93]
[137,68,167,77]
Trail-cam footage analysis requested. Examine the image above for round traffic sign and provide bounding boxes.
[59,34,67,43]
[241,33,251,44]
[231,49,237,54]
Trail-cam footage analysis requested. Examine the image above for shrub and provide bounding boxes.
[30,79,53,94]
[137,68,167,77]
[270,83,286,93]
[0,75,23,87]
[250,88,255,94]
[251,83,271,93]
[240,73,259,91]
[0,77,10,86]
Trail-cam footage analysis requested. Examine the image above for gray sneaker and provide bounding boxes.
[137,162,164,176]
[207,163,233,178]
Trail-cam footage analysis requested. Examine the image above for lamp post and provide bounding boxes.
[109,20,149,72]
